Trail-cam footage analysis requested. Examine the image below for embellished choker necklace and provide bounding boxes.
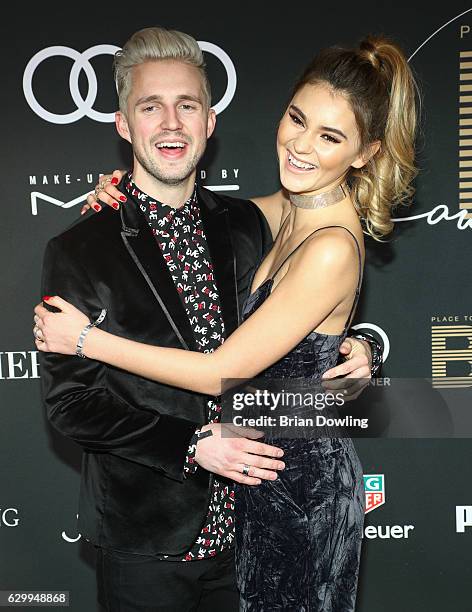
[289,183,346,209]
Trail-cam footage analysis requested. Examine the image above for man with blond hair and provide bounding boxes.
[40,26,376,611]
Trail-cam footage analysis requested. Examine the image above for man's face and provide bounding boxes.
[116,60,215,187]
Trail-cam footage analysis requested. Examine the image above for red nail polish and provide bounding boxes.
[92,204,102,212]
[112,202,120,210]
[111,177,119,185]
[43,296,51,301]
[119,195,127,202]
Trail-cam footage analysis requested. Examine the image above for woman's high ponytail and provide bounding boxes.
[291,35,419,240]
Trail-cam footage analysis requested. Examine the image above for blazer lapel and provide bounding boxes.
[120,200,197,351]
[198,187,239,339]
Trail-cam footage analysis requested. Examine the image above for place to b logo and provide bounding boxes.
[364,474,385,514]
[431,321,472,388]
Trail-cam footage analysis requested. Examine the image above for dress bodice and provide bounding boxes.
[241,225,363,381]
[241,278,346,381]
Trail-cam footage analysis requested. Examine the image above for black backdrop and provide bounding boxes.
[1,3,472,610]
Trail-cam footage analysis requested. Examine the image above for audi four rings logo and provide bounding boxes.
[23,42,237,124]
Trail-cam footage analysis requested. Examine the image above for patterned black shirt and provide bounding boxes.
[124,175,235,561]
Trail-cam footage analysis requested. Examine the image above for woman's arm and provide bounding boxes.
[36,230,360,396]
[84,173,290,240]
[82,170,127,214]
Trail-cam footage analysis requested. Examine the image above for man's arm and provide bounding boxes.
[41,237,284,485]
[41,237,199,482]
[349,332,383,377]
[322,333,383,382]
[320,333,383,401]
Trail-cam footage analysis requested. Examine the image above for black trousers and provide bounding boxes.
[96,546,239,612]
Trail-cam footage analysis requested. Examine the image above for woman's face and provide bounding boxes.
[277,82,368,195]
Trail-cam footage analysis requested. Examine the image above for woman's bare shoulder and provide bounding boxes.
[250,190,290,238]
[291,226,364,291]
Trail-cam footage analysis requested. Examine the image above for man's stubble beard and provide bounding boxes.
[134,141,205,187]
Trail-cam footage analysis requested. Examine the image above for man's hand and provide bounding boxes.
[195,423,285,485]
[321,337,371,400]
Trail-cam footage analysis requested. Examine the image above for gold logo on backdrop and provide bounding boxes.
[431,322,472,388]
[460,51,472,219]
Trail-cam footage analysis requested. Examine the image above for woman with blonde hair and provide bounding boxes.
[34,35,417,611]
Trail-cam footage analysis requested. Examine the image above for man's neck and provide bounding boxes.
[132,166,196,209]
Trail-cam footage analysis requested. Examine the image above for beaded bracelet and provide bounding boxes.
[76,309,107,359]
[351,331,384,377]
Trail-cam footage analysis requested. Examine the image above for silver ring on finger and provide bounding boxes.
[33,326,44,342]
[95,180,107,197]
[242,464,251,476]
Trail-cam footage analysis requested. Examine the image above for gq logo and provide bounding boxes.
[0,508,20,527]
[23,42,237,124]
[364,474,385,514]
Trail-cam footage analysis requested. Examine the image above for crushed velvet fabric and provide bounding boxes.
[235,269,365,611]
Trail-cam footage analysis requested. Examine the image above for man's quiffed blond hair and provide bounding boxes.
[114,26,211,114]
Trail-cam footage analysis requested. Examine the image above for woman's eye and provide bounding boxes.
[289,113,303,126]
[322,134,340,144]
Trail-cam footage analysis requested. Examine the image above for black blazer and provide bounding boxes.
[40,182,272,555]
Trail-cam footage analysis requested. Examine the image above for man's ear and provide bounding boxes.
[351,140,381,169]
[116,111,132,144]
[207,108,216,139]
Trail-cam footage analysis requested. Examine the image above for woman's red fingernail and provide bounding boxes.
[112,202,120,210]
[111,177,119,185]
[43,296,51,301]
[92,204,102,212]
[119,195,127,202]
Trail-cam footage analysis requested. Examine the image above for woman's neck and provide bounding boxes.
[285,196,358,237]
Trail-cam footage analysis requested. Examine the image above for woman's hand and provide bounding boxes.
[81,169,127,215]
[33,297,90,355]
